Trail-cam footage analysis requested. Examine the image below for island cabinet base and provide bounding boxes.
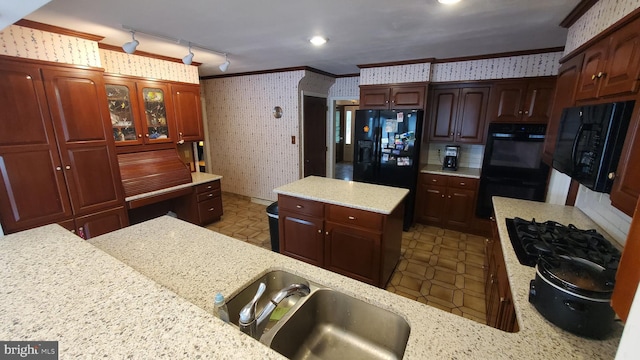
[278,194,403,288]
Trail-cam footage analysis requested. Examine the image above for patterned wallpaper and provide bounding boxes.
[360,63,431,85]
[431,52,562,82]
[329,77,360,98]
[201,71,306,201]
[100,49,200,84]
[0,24,101,67]
[564,0,640,55]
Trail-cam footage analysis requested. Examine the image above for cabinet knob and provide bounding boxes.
[208,193,213,197]
[325,231,329,235]
[591,74,597,80]
[138,134,143,138]
[56,166,62,171]
[296,205,303,209]
[608,172,616,180]
[145,134,150,138]
[597,72,605,78]
[26,75,32,80]
[524,110,529,115]
[207,185,212,189]
[450,132,454,136]
[460,182,465,186]
[348,216,356,220]
[441,194,445,198]
[518,110,523,114]
[208,208,215,212]
[65,165,71,170]
[318,229,322,234]
[457,132,461,136]
[448,195,451,199]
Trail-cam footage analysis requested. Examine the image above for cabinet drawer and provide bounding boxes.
[447,177,478,190]
[326,204,383,231]
[197,189,221,203]
[422,173,448,186]
[198,197,222,224]
[279,195,324,217]
[195,180,220,194]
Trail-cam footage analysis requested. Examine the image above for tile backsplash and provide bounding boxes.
[423,142,484,169]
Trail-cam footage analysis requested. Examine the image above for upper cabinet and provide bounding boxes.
[171,83,204,142]
[487,78,556,123]
[427,84,490,144]
[105,75,204,150]
[541,54,584,165]
[360,84,426,110]
[575,16,640,101]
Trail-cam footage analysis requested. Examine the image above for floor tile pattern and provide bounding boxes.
[207,192,487,325]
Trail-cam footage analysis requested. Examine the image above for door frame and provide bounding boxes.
[300,91,328,178]
[327,96,359,179]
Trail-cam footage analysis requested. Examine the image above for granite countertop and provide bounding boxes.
[420,164,482,179]
[273,176,408,214]
[1,199,622,359]
[125,172,223,202]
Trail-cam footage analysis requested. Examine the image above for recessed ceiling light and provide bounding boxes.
[310,36,328,46]
[438,0,461,4]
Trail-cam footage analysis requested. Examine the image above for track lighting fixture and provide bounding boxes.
[121,25,230,71]
[182,43,194,65]
[122,31,139,54]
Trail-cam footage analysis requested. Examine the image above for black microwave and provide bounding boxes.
[553,101,635,193]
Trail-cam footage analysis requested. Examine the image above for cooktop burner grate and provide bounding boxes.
[505,217,621,269]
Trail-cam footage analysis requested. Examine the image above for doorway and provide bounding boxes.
[333,100,358,180]
[303,95,327,177]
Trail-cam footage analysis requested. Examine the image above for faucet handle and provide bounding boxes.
[239,282,266,324]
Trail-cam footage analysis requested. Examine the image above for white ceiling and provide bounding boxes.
[22,0,580,77]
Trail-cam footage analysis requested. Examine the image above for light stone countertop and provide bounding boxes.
[1,199,623,359]
[273,176,408,214]
[124,172,223,202]
[420,164,482,179]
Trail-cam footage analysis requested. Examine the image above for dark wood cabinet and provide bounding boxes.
[360,84,426,110]
[575,16,640,101]
[487,78,556,123]
[415,173,478,232]
[74,206,128,239]
[171,83,204,142]
[277,194,403,288]
[427,85,489,144]
[541,54,584,165]
[611,102,640,216]
[611,196,640,322]
[175,180,223,226]
[485,217,517,332]
[0,58,126,238]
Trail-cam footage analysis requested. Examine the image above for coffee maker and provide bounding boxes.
[442,145,460,170]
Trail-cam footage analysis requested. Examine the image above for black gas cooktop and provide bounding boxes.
[505,217,621,270]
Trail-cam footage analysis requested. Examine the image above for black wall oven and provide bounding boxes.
[476,123,550,218]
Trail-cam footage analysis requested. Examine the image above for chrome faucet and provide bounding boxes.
[238,282,310,339]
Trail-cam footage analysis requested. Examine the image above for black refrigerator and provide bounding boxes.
[353,109,423,231]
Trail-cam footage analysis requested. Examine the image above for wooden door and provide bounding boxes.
[575,39,609,101]
[611,196,640,322]
[172,83,204,142]
[522,79,556,123]
[325,221,381,286]
[360,86,390,109]
[390,85,425,109]
[0,61,73,233]
[303,95,327,177]
[487,82,526,123]
[542,54,584,165]
[279,211,325,267]
[41,67,124,216]
[599,17,640,98]
[104,76,144,146]
[335,105,345,162]
[422,185,447,225]
[444,188,475,229]
[455,87,489,143]
[75,206,128,239]
[428,88,459,142]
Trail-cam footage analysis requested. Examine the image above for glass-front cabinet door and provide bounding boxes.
[106,79,143,146]
[138,81,174,144]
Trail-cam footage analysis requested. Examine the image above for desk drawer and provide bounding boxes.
[448,177,478,190]
[198,197,222,224]
[279,195,324,217]
[197,188,222,203]
[326,204,383,231]
[195,180,220,194]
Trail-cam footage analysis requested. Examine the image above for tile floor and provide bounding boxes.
[207,192,488,325]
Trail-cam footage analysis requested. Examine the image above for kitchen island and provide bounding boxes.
[0,198,622,358]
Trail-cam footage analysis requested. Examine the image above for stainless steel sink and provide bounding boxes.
[266,289,411,360]
[226,270,309,331]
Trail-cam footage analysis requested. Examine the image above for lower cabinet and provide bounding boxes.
[415,173,478,231]
[57,206,129,239]
[278,194,402,288]
[175,180,223,226]
[485,217,518,332]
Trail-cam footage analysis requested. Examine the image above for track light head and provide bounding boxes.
[182,43,194,65]
[219,54,230,72]
[122,31,139,54]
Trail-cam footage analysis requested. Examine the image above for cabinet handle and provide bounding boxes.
[208,193,213,197]
[207,185,213,189]
[65,165,71,170]
[441,194,445,198]
[26,75,32,80]
[591,74,597,80]
[518,110,523,114]
[145,134,150,138]
[460,182,465,186]
[448,195,451,199]
[450,132,454,136]
[208,208,215,211]
[524,110,529,115]
[318,229,322,233]
[348,216,356,220]
[597,72,605,78]
[56,166,62,171]
[608,172,616,180]
[432,179,437,182]
[325,231,329,235]
[296,205,303,209]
